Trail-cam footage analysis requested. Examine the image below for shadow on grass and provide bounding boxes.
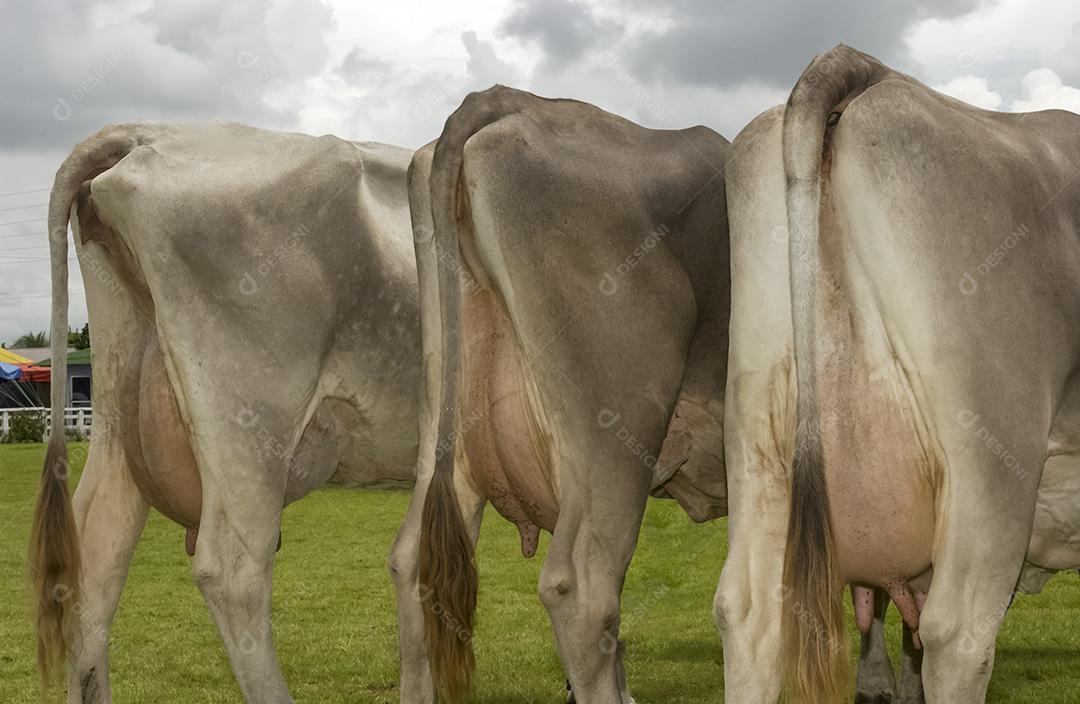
[641,637,721,663]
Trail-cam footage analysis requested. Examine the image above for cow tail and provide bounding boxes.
[780,45,896,704]
[417,86,532,703]
[30,122,162,689]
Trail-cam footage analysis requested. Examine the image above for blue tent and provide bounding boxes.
[0,361,45,406]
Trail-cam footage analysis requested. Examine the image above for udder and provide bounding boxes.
[458,285,558,556]
[120,338,203,537]
[822,367,937,641]
[817,303,937,638]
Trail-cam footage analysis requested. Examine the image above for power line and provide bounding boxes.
[0,231,48,241]
[0,287,83,294]
[0,217,46,227]
[0,202,47,213]
[0,251,56,259]
[0,290,85,303]
[0,187,50,198]
[0,257,76,264]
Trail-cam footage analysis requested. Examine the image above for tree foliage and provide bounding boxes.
[68,323,90,350]
[12,331,47,348]
[4,324,89,351]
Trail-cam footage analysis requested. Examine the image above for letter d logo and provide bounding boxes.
[597,408,620,429]
[239,271,259,295]
[959,272,978,295]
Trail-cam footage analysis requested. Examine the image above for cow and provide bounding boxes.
[386,86,731,703]
[29,122,420,703]
[715,44,1080,704]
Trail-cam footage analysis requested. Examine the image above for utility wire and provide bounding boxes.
[0,187,50,198]
[0,202,47,213]
[0,218,46,227]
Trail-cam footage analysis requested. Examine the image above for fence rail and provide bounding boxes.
[0,406,92,441]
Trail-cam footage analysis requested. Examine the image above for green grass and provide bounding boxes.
[1,443,1078,702]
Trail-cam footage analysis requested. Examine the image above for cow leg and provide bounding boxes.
[855,588,896,704]
[567,640,632,704]
[713,370,790,704]
[713,501,786,703]
[567,643,635,704]
[539,443,651,704]
[390,470,485,704]
[389,472,437,704]
[715,103,792,704]
[66,439,149,704]
[917,435,1040,703]
[566,648,634,704]
[191,462,291,703]
[918,526,1030,703]
[897,621,925,704]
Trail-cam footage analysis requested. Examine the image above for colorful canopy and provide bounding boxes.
[0,349,52,382]
[20,365,51,382]
[0,348,32,365]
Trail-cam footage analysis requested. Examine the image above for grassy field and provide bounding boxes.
[1,443,1079,702]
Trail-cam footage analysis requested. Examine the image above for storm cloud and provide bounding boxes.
[1,0,1079,343]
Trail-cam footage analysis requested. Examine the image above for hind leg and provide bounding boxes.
[918,427,1041,703]
[713,478,786,704]
[855,588,896,704]
[391,465,485,704]
[389,471,436,704]
[897,621,925,704]
[190,451,291,703]
[539,437,652,704]
[715,103,795,704]
[854,591,926,704]
[66,438,149,704]
[713,367,791,704]
[567,638,634,704]
[567,640,635,704]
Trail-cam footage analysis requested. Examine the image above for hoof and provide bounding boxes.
[855,693,894,704]
[566,680,575,704]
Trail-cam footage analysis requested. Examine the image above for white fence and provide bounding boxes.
[0,407,93,441]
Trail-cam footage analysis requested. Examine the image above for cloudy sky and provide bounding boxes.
[2,0,1080,346]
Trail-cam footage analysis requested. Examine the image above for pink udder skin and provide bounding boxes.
[518,522,540,557]
[185,526,198,557]
[851,582,927,648]
[853,585,874,634]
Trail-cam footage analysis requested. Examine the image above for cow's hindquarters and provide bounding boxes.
[786,46,1080,704]
[459,112,701,704]
[826,80,1080,704]
[30,123,170,692]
